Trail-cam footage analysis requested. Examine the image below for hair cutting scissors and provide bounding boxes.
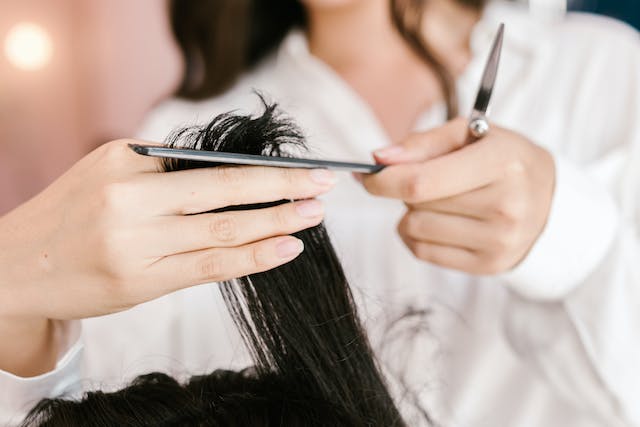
[467,23,504,142]
[131,24,504,173]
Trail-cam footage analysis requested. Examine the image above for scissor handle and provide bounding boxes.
[467,110,490,143]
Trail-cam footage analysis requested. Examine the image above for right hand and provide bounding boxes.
[0,139,335,321]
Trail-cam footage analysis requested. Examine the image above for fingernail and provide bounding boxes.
[351,172,363,183]
[309,169,336,185]
[295,199,324,218]
[374,146,404,159]
[276,238,304,259]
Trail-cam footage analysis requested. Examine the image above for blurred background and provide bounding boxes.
[0,0,638,214]
[568,0,640,29]
[0,0,180,213]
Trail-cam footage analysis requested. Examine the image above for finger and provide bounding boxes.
[83,139,161,175]
[118,139,166,173]
[401,235,481,273]
[137,166,337,215]
[361,138,506,203]
[147,235,305,294]
[408,184,499,220]
[398,210,488,250]
[373,117,468,164]
[144,199,324,256]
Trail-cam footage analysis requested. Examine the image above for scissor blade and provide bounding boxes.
[472,23,505,114]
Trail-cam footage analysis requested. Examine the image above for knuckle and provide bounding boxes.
[403,134,426,153]
[493,233,511,252]
[208,215,237,243]
[280,167,299,187]
[248,245,270,271]
[413,243,435,263]
[478,253,511,275]
[361,176,380,195]
[100,139,130,163]
[504,158,526,178]
[272,204,291,229]
[397,215,409,236]
[491,231,518,252]
[463,258,484,275]
[403,212,423,237]
[406,240,422,258]
[493,198,524,224]
[196,252,224,281]
[91,232,109,261]
[507,226,524,247]
[403,173,426,203]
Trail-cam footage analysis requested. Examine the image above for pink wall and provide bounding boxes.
[0,0,180,214]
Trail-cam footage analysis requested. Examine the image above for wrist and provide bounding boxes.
[501,155,618,299]
[0,204,50,318]
[0,212,59,376]
[0,315,57,377]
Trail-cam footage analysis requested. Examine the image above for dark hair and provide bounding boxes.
[24,371,361,426]
[22,97,420,426]
[169,0,486,119]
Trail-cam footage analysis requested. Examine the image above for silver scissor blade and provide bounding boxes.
[473,23,505,114]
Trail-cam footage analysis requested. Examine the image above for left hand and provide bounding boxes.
[358,118,556,275]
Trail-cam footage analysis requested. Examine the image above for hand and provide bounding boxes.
[0,139,336,321]
[0,139,335,376]
[359,118,555,275]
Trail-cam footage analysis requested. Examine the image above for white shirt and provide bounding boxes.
[2,2,639,426]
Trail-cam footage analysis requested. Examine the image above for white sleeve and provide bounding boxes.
[0,321,83,426]
[500,35,640,426]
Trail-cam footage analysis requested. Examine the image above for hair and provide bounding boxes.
[169,0,487,119]
[22,97,422,427]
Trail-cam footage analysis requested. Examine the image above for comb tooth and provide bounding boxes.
[129,144,384,174]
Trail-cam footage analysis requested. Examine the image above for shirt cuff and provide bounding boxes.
[0,320,83,426]
[500,155,619,300]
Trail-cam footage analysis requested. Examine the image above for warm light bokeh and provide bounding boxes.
[0,0,180,215]
[4,22,53,71]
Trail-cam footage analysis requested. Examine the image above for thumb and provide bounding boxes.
[373,117,468,165]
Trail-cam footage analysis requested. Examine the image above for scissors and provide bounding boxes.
[130,23,504,173]
[467,23,505,142]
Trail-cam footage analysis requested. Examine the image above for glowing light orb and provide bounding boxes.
[4,22,53,71]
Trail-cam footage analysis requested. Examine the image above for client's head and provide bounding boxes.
[22,96,410,427]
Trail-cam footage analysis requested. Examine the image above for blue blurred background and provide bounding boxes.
[569,0,640,29]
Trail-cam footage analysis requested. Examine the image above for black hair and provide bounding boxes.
[169,0,488,119]
[22,97,421,426]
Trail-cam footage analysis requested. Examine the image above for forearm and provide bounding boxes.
[0,209,57,377]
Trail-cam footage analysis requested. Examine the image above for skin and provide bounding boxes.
[0,139,336,376]
[306,0,556,272]
[0,0,556,378]
[362,119,555,274]
[306,0,442,142]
